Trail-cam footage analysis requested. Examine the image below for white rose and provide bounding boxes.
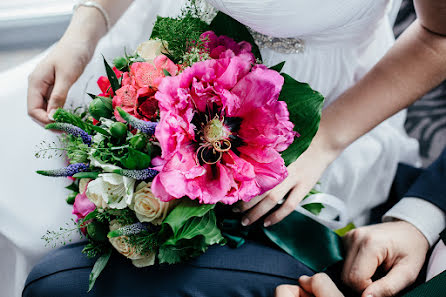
[130,182,176,225]
[86,173,136,209]
[136,40,168,63]
[78,178,91,194]
[108,220,156,267]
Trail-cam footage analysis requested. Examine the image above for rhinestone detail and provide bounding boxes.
[248,28,305,54]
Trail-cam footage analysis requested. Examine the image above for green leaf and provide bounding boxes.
[164,210,224,246]
[53,108,88,131]
[65,182,79,192]
[119,148,151,170]
[102,55,120,93]
[210,12,262,62]
[302,203,325,216]
[87,93,96,100]
[88,248,112,292]
[159,210,225,264]
[279,74,325,165]
[82,209,99,222]
[158,237,206,264]
[334,222,356,237]
[163,69,171,77]
[163,200,215,235]
[96,96,114,112]
[89,125,111,136]
[73,172,100,179]
[269,61,286,73]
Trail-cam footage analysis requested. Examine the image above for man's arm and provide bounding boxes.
[384,148,446,246]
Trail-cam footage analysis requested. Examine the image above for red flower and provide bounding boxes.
[97,67,123,97]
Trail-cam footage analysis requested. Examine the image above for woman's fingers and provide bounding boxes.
[46,70,77,114]
[27,68,54,125]
[241,177,293,226]
[234,192,266,213]
[264,181,308,226]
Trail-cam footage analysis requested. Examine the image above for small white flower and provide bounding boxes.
[136,40,168,63]
[86,173,135,209]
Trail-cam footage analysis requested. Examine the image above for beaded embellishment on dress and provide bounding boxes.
[248,28,305,54]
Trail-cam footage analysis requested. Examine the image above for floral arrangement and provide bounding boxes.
[36,4,324,291]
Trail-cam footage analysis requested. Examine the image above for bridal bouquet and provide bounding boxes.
[36,3,324,290]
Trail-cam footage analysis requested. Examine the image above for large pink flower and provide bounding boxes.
[152,56,296,205]
[200,31,255,64]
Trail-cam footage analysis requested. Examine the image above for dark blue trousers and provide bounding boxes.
[23,240,314,297]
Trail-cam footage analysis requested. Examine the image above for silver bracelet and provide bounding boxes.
[73,1,111,32]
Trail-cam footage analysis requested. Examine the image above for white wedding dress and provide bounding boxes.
[0,0,418,296]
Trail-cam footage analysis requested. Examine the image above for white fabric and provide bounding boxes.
[0,0,420,295]
[426,240,446,281]
[384,198,446,247]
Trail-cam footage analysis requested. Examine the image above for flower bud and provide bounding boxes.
[87,221,108,242]
[130,134,147,151]
[89,98,113,121]
[110,122,128,140]
[66,192,77,205]
[113,56,128,70]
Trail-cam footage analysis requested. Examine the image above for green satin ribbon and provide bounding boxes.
[262,211,344,272]
[218,206,344,272]
[401,270,446,297]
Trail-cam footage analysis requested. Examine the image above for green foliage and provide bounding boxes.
[158,200,224,264]
[151,14,209,62]
[82,241,109,259]
[102,55,121,93]
[302,203,325,216]
[73,172,100,179]
[269,61,286,72]
[118,148,152,170]
[89,97,113,121]
[63,135,90,164]
[210,12,262,62]
[279,74,325,166]
[126,231,162,255]
[53,108,89,132]
[88,248,112,292]
[95,208,138,226]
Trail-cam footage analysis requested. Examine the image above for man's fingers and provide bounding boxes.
[300,274,344,297]
[275,285,304,297]
[344,239,382,292]
[362,261,418,297]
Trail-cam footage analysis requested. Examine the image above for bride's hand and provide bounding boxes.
[234,134,339,227]
[27,39,94,125]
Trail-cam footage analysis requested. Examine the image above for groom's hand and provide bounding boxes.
[275,274,344,297]
[342,221,429,297]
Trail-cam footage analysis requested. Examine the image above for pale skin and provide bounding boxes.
[27,1,445,296]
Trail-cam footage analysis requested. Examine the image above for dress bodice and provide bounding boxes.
[206,0,391,46]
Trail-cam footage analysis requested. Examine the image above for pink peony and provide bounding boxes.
[72,192,96,221]
[200,31,256,64]
[152,56,296,205]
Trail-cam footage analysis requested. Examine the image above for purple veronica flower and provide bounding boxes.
[37,163,89,177]
[107,222,148,238]
[113,168,158,181]
[117,107,157,135]
[46,123,92,145]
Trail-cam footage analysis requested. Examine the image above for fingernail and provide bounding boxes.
[241,218,250,226]
[263,221,271,228]
[299,275,309,281]
[48,109,56,121]
[232,208,240,213]
[366,295,373,297]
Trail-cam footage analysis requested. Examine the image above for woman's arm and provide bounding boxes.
[238,0,446,226]
[28,0,133,124]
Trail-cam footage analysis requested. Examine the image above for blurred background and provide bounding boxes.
[0,0,72,70]
[0,0,444,165]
